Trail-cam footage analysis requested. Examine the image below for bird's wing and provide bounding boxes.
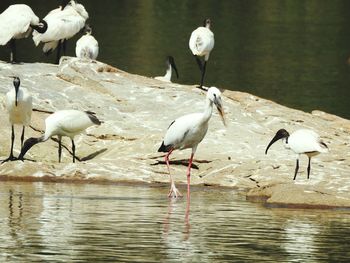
[289,129,325,153]
[0,5,37,45]
[189,27,214,56]
[75,35,99,59]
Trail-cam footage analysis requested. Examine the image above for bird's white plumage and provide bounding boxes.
[154,67,172,82]
[33,1,89,52]
[43,110,97,140]
[75,34,99,59]
[285,129,328,155]
[189,26,214,60]
[0,4,40,45]
[6,87,32,126]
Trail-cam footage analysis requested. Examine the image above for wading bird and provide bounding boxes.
[3,77,32,163]
[32,0,89,64]
[189,18,214,90]
[75,25,99,60]
[265,129,329,180]
[158,87,226,198]
[154,56,179,82]
[0,4,48,63]
[19,110,101,163]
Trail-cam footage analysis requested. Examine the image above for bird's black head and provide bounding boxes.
[203,18,211,28]
[265,129,290,154]
[167,56,179,79]
[61,0,72,9]
[31,19,48,34]
[83,24,93,35]
[13,77,20,106]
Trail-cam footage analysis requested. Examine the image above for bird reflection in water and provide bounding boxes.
[162,194,191,241]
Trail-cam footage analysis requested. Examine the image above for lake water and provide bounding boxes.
[1,0,350,119]
[0,181,350,262]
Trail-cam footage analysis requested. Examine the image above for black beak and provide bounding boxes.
[168,56,179,79]
[13,77,20,106]
[265,129,290,154]
[214,96,226,126]
[18,137,43,161]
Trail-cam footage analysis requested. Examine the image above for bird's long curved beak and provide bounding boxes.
[214,97,226,126]
[265,132,286,154]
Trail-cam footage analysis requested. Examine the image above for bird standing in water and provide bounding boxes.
[158,87,226,198]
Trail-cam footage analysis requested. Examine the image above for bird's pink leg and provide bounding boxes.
[165,149,182,198]
[186,153,194,197]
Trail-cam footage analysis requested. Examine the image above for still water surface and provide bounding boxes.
[0,181,350,262]
[1,1,350,118]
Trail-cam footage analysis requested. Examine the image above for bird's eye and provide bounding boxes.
[213,94,216,97]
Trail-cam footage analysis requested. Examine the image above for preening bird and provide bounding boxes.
[18,110,101,163]
[0,4,48,63]
[32,0,89,64]
[265,129,329,180]
[158,87,226,198]
[75,25,99,60]
[3,77,32,163]
[154,56,179,82]
[189,18,214,90]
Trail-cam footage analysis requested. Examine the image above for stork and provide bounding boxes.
[158,87,225,198]
[265,128,329,180]
[189,18,214,90]
[18,110,101,163]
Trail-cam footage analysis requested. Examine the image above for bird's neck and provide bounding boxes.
[202,99,213,123]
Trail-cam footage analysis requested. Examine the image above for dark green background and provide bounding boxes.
[1,0,350,118]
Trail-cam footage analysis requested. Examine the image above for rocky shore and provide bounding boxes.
[0,57,349,209]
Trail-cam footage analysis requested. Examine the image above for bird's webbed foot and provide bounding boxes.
[1,155,18,164]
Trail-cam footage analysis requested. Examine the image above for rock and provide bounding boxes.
[0,57,350,209]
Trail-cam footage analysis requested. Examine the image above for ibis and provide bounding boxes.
[0,4,47,63]
[154,56,179,82]
[2,77,32,163]
[18,110,101,163]
[75,25,99,60]
[158,87,226,198]
[189,18,214,90]
[265,128,329,180]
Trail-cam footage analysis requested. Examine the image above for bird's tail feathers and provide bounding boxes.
[86,111,102,125]
[319,140,329,153]
[43,41,59,53]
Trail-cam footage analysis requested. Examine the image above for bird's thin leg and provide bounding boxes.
[199,61,207,90]
[2,125,16,163]
[307,157,311,179]
[20,126,25,150]
[56,41,62,64]
[71,139,76,163]
[194,55,203,71]
[186,153,194,197]
[58,136,62,163]
[293,158,299,180]
[165,149,182,198]
[9,39,17,63]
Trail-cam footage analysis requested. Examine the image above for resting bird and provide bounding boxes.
[32,0,89,64]
[158,87,226,198]
[75,25,99,60]
[265,128,329,180]
[154,56,179,82]
[189,18,214,90]
[19,110,101,163]
[0,4,47,63]
[3,77,32,163]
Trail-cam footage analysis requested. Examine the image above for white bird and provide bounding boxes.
[75,25,99,60]
[3,77,32,163]
[189,18,214,90]
[265,129,329,180]
[32,0,89,64]
[154,56,179,82]
[158,87,226,198]
[18,110,101,163]
[0,4,48,63]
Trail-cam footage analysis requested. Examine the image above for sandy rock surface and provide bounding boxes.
[0,57,349,208]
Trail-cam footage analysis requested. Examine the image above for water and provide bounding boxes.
[0,181,350,262]
[1,1,350,119]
